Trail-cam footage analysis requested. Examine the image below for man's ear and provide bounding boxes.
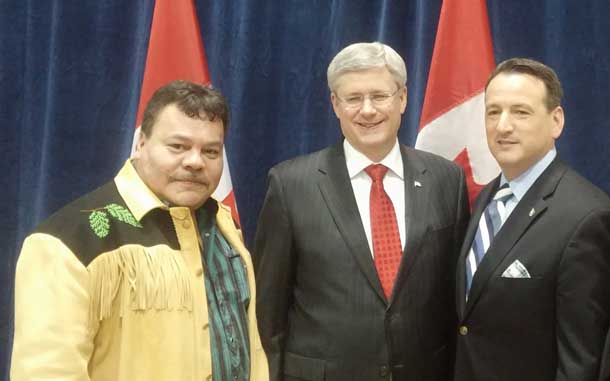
[399,86,407,115]
[330,93,341,119]
[551,105,564,139]
[132,130,147,159]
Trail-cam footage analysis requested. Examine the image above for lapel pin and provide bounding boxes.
[414,181,422,188]
[529,208,535,217]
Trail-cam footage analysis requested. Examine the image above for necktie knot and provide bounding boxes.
[365,164,388,183]
[493,184,513,204]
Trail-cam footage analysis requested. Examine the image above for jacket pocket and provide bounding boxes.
[283,351,325,380]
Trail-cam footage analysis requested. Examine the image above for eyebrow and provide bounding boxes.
[164,134,223,146]
[509,104,535,110]
[164,133,193,140]
[485,102,534,109]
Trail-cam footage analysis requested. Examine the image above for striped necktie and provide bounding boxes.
[465,184,513,295]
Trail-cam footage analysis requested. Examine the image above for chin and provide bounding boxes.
[167,194,209,209]
[358,134,388,146]
[492,149,519,163]
[185,198,209,209]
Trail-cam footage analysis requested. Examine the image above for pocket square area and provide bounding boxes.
[501,260,531,278]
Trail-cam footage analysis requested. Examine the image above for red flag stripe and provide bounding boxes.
[419,0,495,130]
[136,0,209,127]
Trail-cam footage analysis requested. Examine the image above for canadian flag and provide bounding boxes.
[132,0,239,222]
[415,0,499,206]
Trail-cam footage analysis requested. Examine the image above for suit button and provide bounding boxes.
[195,268,203,277]
[459,325,468,335]
[182,219,191,229]
[379,365,389,377]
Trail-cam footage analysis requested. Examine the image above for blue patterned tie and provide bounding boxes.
[465,184,513,296]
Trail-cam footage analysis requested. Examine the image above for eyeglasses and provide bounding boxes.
[334,87,402,109]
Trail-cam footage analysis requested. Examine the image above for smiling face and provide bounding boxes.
[331,67,407,162]
[132,103,224,210]
[485,72,564,180]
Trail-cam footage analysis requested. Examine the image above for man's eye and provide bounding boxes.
[371,94,391,102]
[168,144,184,151]
[345,96,363,104]
[204,149,220,157]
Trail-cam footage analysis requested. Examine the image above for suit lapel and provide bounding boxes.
[317,143,387,302]
[390,145,428,304]
[456,178,498,318]
[463,158,567,318]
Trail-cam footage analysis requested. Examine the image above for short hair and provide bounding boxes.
[141,80,229,137]
[486,58,563,111]
[327,42,407,92]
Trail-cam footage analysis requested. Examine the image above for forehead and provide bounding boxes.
[485,73,547,106]
[334,67,396,94]
[150,104,224,141]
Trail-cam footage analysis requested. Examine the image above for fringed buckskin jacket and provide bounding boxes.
[11,160,269,381]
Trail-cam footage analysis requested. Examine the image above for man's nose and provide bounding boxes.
[183,149,204,169]
[359,97,377,115]
[496,111,513,132]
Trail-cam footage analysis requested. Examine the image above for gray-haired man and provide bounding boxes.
[254,42,470,381]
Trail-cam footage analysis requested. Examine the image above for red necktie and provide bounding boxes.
[365,164,403,299]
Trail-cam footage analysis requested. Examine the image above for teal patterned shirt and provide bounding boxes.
[198,204,250,381]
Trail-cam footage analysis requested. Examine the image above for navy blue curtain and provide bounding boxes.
[2,1,609,378]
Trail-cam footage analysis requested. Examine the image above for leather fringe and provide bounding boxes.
[87,245,193,326]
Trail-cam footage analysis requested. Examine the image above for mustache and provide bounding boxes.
[171,176,207,184]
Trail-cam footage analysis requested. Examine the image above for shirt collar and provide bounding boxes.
[114,160,168,221]
[343,139,404,180]
[500,148,557,202]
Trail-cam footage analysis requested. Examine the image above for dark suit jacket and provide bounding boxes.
[254,142,470,380]
[455,158,610,381]
[601,329,610,381]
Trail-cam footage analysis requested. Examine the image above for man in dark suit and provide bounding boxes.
[455,58,610,381]
[254,42,470,380]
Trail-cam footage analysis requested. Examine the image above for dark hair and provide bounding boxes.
[141,80,229,136]
[486,58,563,111]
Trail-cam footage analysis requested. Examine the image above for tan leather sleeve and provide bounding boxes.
[11,233,94,381]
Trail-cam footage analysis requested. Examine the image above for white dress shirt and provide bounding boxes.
[343,139,406,257]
